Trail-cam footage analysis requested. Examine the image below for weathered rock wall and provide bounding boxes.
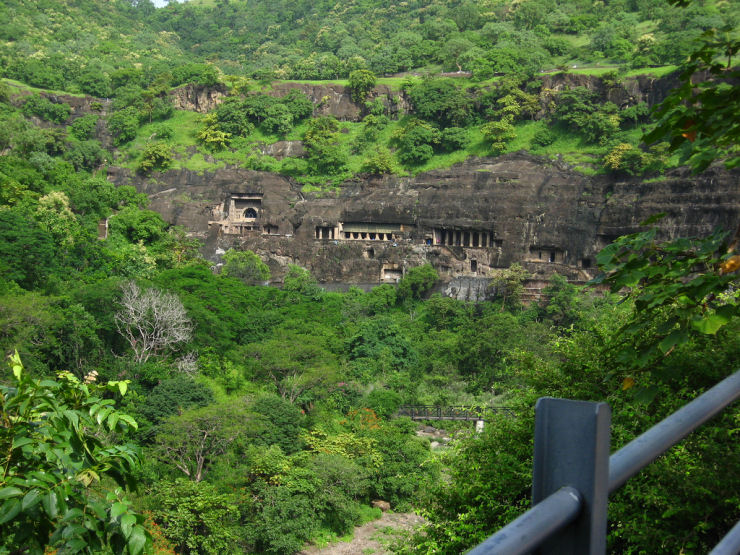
[170,83,228,113]
[108,152,740,290]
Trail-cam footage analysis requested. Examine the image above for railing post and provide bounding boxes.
[533,398,611,554]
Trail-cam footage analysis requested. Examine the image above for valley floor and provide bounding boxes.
[300,512,426,555]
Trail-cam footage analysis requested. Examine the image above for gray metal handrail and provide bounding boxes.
[468,369,740,554]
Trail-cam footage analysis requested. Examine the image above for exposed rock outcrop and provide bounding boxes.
[108,152,740,291]
[170,83,228,112]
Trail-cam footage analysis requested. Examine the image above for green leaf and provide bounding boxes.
[691,313,730,335]
[96,407,113,426]
[658,329,686,353]
[42,491,58,519]
[120,513,136,539]
[108,413,120,431]
[0,499,21,524]
[118,414,138,431]
[633,385,659,404]
[21,489,41,511]
[128,525,148,555]
[110,502,128,520]
[10,350,22,380]
[64,409,80,432]
[0,487,23,500]
[66,538,88,552]
[62,508,84,522]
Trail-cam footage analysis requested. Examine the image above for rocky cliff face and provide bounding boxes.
[170,84,228,113]
[108,152,740,298]
[165,71,679,123]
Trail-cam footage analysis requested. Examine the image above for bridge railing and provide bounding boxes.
[468,369,740,555]
[397,405,514,421]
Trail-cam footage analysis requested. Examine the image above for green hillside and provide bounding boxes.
[0,1,738,554]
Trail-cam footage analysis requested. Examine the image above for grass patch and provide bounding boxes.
[2,78,87,98]
[623,65,678,78]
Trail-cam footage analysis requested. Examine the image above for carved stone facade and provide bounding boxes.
[109,152,740,298]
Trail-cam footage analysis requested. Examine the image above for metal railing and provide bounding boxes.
[397,405,514,421]
[468,369,740,554]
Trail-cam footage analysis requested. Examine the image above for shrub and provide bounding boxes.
[481,119,516,154]
[362,388,403,418]
[69,114,99,140]
[531,126,556,147]
[137,141,174,174]
[397,264,439,301]
[349,69,377,103]
[139,376,214,426]
[251,395,305,454]
[64,140,106,171]
[392,119,441,165]
[221,249,271,284]
[440,127,470,152]
[22,94,71,123]
[361,146,396,175]
[107,106,140,146]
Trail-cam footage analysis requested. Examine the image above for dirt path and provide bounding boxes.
[300,512,426,555]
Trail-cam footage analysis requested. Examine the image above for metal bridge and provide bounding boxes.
[397,405,514,422]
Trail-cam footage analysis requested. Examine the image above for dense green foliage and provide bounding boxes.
[0,353,150,554]
[0,1,738,553]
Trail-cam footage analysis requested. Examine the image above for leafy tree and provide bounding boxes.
[262,103,294,135]
[551,88,620,144]
[21,94,71,124]
[481,119,516,154]
[408,79,474,127]
[0,352,150,555]
[109,206,167,244]
[397,264,438,301]
[197,114,232,151]
[539,274,582,328]
[251,394,305,454]
[69,114,100,140]
[349,69,377,103]
[77,67,111,98]
[361,146,396,175]
[114,281,193,364]
[149,479,241,554]
[35,191,80,247]
[107,106,141,146]
[591,222,739,383]
[602,142,667,176]
[488,263,529,309]
[362,388,403,418]
[138,376,214,426]
[247,483,318,555]
[303,116,347,175]
[221,249,271,284]
[347,316,418,374]
[392,119,441,165]
[64,139,107,171]
[283,264,322,297]
[280,89,314,121]
[0,209,57,290]
[212,98,254,138]
[153,402,249,482]
[137,141,174,174]
[644,28,739,172]
[171,63,220,87]
[245,334,339,403]
[440,127,470,152]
